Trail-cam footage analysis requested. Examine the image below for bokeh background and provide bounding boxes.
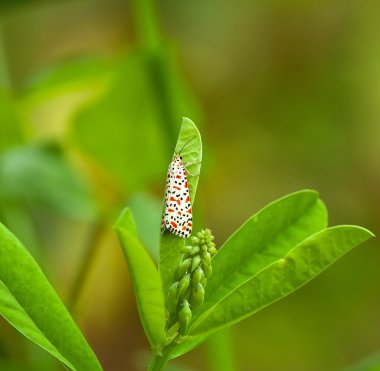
[1,1,379,370]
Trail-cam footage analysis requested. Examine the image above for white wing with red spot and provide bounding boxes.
[161,156,193,238]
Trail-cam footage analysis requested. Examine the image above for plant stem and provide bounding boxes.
[148,349,171,371]
[131,0,178,143]
[132,0,160,50]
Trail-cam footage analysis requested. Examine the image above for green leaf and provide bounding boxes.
[19,57,113,142]
[159,117,202,299]
[193,225,374,338]
[191,190,327,330]
[129,192,162,262]
[0,202,41,259]
[168,193,373,359]
[0,223,102,371]
[69,53,166,191]
[115,208,167,348]
[69,48,199,192]
[0,145,97,220]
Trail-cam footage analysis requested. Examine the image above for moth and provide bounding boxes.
[161,137,198,238]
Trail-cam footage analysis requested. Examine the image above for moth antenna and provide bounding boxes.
[177,135,197,156]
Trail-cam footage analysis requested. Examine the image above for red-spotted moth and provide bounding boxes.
[161,137,198,238]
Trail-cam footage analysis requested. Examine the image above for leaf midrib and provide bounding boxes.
[189,198,322,332]
[190,226,370,338]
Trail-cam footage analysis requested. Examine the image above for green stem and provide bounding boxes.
[131,0,178,143]
[131,0,160,50]
[148,349,171,371]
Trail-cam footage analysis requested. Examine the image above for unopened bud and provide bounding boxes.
[190,283,205,310]
[208,246,217,255]
[166,322,180,337]
[202,251,211,265]
[181,245,192,253]
[167,282,179,313]
[179,300,192,335]
[203,262,212,278]
[192,267,204,286]
[208,241,216,249]
[177,274,191,298]
[191,236,200,244]
[190,246,200,255]
[191,255,202,271]
[177,258,192,278]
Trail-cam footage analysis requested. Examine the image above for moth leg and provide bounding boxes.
[184,169,200,178]
[183,161,202,167]
[183,161,201,177]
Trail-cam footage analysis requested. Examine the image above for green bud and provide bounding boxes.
[191,255,202,271]
[178,274,191,298]
[203,262,212,278]
[208,246,217,255]
[181,245,192,253]
[166,228,216,327]
[202,251,211,265]
[203,229,214,242]
[190,246,200,255]
[165,323,179,346]
[166,322,180,337]
[177,258,192,278]
[191,236,200,245]
[192,267,204,286]
[167,282,179,313]
[165,332,178,346]
[179,300,192,335]
[190,283,205,310]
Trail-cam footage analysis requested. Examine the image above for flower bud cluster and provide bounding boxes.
[166,229,217,339]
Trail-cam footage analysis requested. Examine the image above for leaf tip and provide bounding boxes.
[114,207,137,237]
[181,116,194,125]
[356,226,375,239]
[298,189,320,198]
[181,117,201,138]
[331,225,375,242]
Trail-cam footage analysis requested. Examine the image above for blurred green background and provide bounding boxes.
[0,0,379,370]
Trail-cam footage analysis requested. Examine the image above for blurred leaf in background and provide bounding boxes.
[0,91,23,151]
[0,145,96,220]
[0,0,380,370]
[1,1,203,370]
[128,192,162,261]
[68,48,200,195]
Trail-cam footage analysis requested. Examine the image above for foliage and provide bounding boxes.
[115,207,167,350]
[0,145,96,220]
[0,223,102,371]
[115,119,374,370]
[0,0,378,369]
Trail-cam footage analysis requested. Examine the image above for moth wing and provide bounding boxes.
[161,166,172,234]
[162,165,192,238]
